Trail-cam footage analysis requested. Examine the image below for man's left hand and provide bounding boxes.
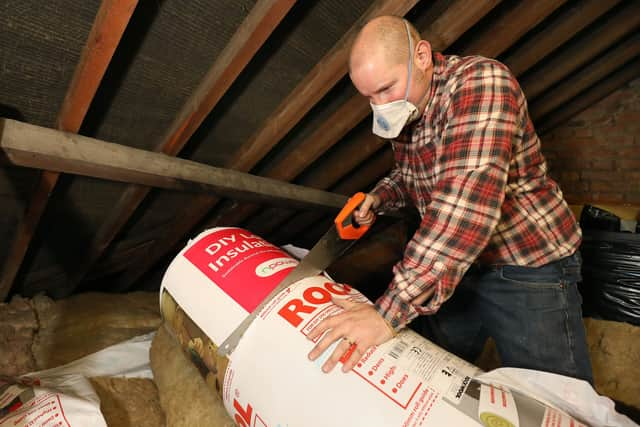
[307,298,395,373]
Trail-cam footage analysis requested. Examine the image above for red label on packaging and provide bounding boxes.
[183,228,297,312]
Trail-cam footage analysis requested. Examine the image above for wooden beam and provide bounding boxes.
[233,0,499,173]
[56,0,139,132]
[67,0,296,291]
[519,1,640,100]
[537,57,640,134]
[460,0,568,58]
[0,0,137,301]
[529,33,640,120]
[0,119,347,211]
[113,0,429,290]
[502,0,621,76]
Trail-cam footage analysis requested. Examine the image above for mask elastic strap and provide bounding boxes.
[403,20,413,101]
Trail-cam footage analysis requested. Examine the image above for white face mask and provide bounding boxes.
[371,20,421,139]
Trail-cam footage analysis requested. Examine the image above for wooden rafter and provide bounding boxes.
[530,33,640,120]
[459,0,568,58]
[501,0,622,76]
[63,0,296,291]
[537,57,640,133]
[0,0,138,301]
[519,1,640,100]
[113,0,425,290]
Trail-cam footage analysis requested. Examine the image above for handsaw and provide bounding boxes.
[217,192,373,357]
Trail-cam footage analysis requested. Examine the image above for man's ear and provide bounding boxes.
[414,40,432,72]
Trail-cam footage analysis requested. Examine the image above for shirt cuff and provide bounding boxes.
[374,258,453,331]
[372,179,406,211]
[374,289,420,332]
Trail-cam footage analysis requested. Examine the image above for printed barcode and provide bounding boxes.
[388,341,408,359]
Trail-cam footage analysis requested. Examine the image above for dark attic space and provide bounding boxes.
[1,0,639,425]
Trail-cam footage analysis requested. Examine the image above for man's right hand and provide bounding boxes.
[353,193,380,226]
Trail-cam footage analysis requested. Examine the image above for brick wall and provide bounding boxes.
[540,77,640,205]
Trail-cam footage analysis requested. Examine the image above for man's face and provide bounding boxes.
[350,48,411,106]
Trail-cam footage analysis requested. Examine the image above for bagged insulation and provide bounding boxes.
[159,227,595,427]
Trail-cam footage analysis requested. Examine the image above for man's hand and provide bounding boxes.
[353,193,380,226]
[307,297,395,373]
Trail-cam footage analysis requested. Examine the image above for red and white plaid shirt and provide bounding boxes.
[372,53,581,330]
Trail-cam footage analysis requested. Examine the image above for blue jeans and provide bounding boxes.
[410,252,593,383]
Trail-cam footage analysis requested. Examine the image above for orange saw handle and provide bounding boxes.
[335,192,375,240]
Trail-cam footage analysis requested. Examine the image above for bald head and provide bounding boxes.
[349,16,434,123]
[350,16,421,72]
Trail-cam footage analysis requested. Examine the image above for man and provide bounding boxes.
[307,15,593,383]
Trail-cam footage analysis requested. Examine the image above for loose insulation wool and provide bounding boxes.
[160,227,590,427]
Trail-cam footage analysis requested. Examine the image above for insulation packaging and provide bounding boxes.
[159,227,590,427]
[0,333,156,427]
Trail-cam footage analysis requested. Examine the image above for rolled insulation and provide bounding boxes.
[160,227,588,427]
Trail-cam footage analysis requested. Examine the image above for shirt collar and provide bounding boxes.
[404,52,444,134]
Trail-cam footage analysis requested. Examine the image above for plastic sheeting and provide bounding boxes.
[580,231,640,326]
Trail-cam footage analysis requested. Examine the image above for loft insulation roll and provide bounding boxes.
[159,227,589,427]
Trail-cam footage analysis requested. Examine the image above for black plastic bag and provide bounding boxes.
[579,231,640,326]
[580,205,621,232]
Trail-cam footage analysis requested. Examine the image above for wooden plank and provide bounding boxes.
[67,0,297,291]
[502,0,621,76]
[0,0,137,301]
[519,1,640,100]
[529,33,640,120]
[302,132,386,190]
[537,58,640,134]
[460,0,568,58]
[113,0,430,290]
[0,119,347,211]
